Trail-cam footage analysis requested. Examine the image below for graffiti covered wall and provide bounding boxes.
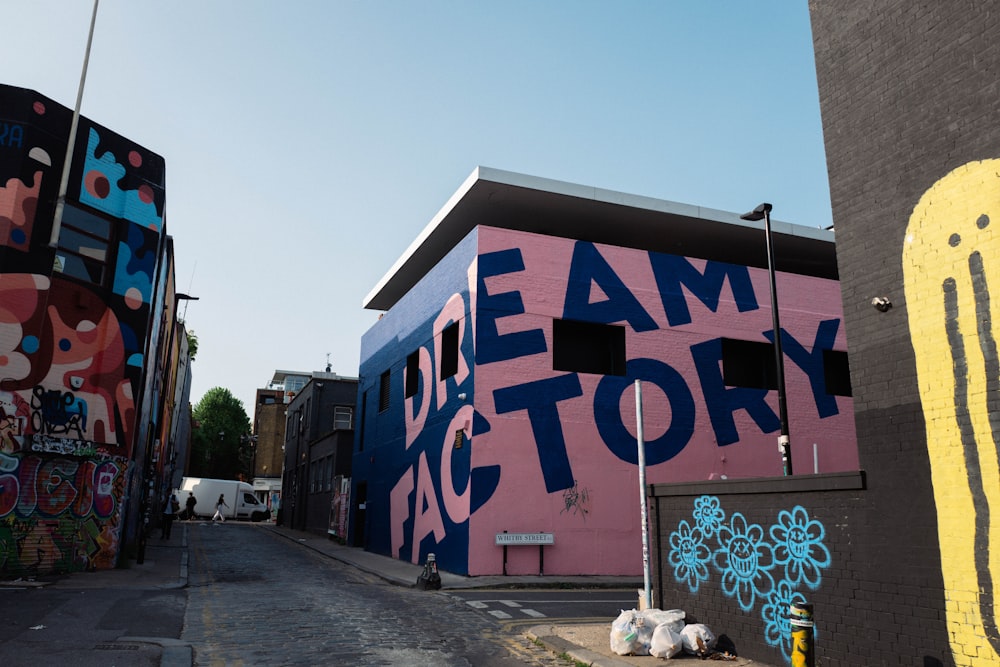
[0,85,165,574]
[356,224,856,576]
[806,2,1000,665]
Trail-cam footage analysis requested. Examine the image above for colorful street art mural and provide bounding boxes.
[903,159,1000,663]
[0,85,166,574]
[357,223,857,576]
[668,495,830,663]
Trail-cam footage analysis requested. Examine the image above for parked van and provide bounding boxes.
[176,477,269,521]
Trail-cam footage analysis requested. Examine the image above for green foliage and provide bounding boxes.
[189,387,251,480]
[186,329,199,361]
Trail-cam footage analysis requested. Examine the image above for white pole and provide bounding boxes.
[636,379,652,610]
[813,443,819,474]
[50,0,100,247]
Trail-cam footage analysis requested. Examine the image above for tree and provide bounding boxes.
[189,387,251,480]
[186,329,199,361]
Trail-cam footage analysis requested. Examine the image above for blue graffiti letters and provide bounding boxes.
[0,123,24,148]
[476,249,548,364]
[595,358,695,464]
[493,374,583,493]
[563,242,658,331]
[764,319,842,418]
[691,338,781,446]
[648,252,759,326]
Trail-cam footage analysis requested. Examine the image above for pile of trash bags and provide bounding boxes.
[609,608,721,659]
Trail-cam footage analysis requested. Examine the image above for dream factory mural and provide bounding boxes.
[356,224,857,576]
[0,85,165,574]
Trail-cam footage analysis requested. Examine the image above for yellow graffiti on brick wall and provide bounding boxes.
[903,159,1000,661]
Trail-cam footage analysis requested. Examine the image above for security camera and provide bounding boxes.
[871,296,892,312]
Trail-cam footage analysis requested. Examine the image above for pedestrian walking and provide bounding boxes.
[212,494,229,522]
[161,492,179,539]
[185,491,197,521]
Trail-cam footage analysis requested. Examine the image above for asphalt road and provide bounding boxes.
[447,588,641,624]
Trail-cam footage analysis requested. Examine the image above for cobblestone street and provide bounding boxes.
[183,523,570,666]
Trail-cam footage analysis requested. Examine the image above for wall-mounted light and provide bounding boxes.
[871,296,892,312]
[457,392,467,401]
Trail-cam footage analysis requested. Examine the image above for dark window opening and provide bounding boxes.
[405,351,419,398]
[441,322,459,379]
[552,319,626,376]
[823,349,852,396]
[358,391,367,452]
[378,370,390,413]
[721,338,776,389]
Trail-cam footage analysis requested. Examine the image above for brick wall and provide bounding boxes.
[773,2,1000,665]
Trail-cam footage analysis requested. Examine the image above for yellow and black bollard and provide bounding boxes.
[790,602,814,667]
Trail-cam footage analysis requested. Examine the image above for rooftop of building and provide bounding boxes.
[364,166,837,312]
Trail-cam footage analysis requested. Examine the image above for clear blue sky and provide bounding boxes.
[3,1,831,414]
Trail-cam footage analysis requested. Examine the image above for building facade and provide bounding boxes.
[353,168,856,578]
[0,84,189,574]
[281,373,357,536]
[645,5,1000,666]
[251,385,287,517]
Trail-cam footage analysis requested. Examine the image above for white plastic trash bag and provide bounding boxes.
[650,622,684,659]
[610,609,641,655]
[680,623,717,655]
[640,608,685,634]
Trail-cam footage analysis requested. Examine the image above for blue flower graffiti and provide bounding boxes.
[668,519,712,593]
[693,494,725,538]
[714,512,776,612]
[667,496,830,663]
[762,580,807,654]
[770,506,830,590]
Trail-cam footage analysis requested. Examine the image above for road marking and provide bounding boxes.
[488,610,513,619]
[500,600,522,608]
[520,609,546,618]
[465,601,488,609]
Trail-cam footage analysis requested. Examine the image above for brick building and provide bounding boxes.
[647,5,1000,666]
[352,167,855,579]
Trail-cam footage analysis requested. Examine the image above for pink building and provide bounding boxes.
[352,168,856,577]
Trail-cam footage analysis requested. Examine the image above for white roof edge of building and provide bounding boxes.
[362,166,835,311]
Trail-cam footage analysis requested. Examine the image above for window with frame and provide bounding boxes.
[441,322,459,379]
[334,406,353,430]
[54,204,113,286]
[379,370,391,412]
[552,319,626,376]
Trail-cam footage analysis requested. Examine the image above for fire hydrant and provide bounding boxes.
[416,553,441,590]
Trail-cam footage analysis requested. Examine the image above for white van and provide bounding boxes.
[176,477,269,521]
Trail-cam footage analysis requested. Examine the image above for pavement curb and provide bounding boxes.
[126,637,193,667]
[527,627,635,667]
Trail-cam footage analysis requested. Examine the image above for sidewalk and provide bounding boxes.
[0,530,190,667]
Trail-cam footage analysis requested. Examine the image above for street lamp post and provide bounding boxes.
[740,203,792,476]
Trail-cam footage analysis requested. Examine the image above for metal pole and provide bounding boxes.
[50,0,100,247]
[635,380,652,609]
[763,207,793,475]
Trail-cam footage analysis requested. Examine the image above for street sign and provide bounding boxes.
[495,532,554,546]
